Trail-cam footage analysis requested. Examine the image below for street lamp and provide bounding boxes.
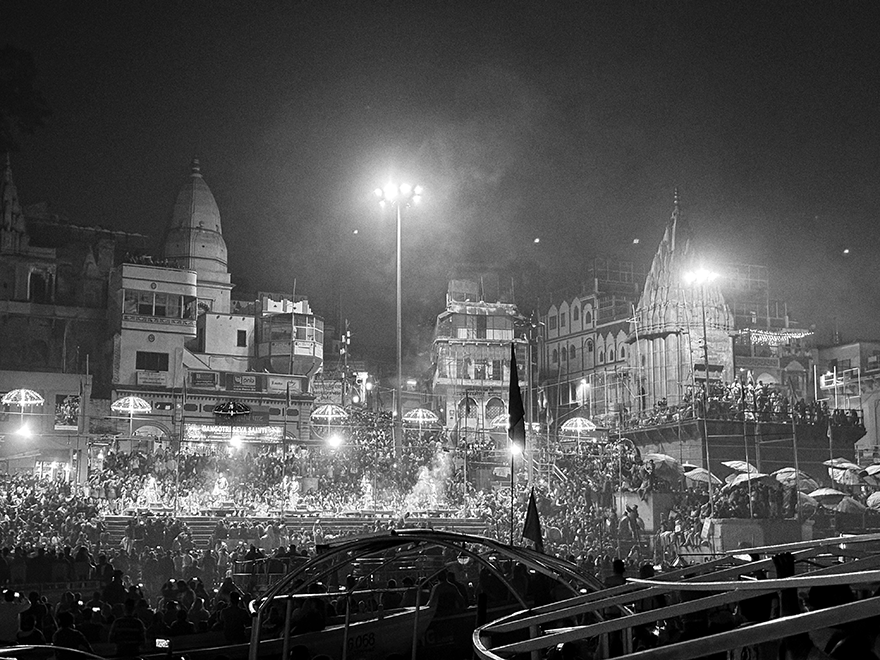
[374,182,423,458]
[683,267,719,520]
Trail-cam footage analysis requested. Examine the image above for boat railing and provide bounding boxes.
[474,532,880,660]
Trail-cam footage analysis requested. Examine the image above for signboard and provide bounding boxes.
[183,423,282,443]
[190,372,218,389]
[54,394,81,431]
[225,373,264,393]
[311,376,343,405]
[137,371,167,387]
[266,376,305,396]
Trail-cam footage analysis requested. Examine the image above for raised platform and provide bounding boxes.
[612,418,865,483]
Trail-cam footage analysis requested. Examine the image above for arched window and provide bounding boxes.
[609,348,615,362]
[599,350,605,363]
[585,310,593,325]
[569,345,576,360]
[620,345,626,359]
[573,306,580,321]
[552,348,559,363]
[457,397,478,420]
[486,397,505,423]
[587,340,594,353]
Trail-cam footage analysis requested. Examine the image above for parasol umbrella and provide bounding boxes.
[684,467,722,486]
[722,460,759,474]
[799,491,819,513]
[111,395,152,437]
[863,465,880,477]
[682,462,700,472]
[828,466,865,487]
[726,472,775,489]
[641,453,685,482]
[824,457,860,470]
[808,487,847,505]
[2,388,45,432]
[402,408,440,427]
[212,400,251,417]
[771,468,819,493]
[490,413,509,429]
[310,403,349,423]
[833,496,867,514]
[560,416,597,434]
[867,492,880,510]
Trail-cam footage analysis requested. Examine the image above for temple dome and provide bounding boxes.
[163,158,228,276]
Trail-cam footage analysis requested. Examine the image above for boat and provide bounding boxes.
[474,531,880,659]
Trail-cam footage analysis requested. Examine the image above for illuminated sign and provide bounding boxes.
[183,423,282,442]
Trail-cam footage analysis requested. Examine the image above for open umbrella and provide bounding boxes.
[808,487,847,504]
[310,404,349,423]
[212,400,251,417]
[771,468,819,493]
[726,472,774,489]
[829,467,865,487]
[2,388,45,432]
[722,460,759,474]
[867,492,880,510]
[863,465,880,477]
[833,496,867,514]
[402,408,440,427]
[641,453,684,482]
[824,457,860,470]
[111,395,152,437]
[799,491,819,512]
[1,388,45,407]
[682,462,700,472]
[684,467,722,486]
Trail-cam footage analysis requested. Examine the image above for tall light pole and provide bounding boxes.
[374,183,423,458]
[684,267,719,520]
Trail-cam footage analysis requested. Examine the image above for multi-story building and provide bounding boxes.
[1,156,328,480]
[107,159,321,457]
[430,278,526,442]
[538,258,644,427]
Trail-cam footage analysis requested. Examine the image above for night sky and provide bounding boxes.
[5,1,880,364]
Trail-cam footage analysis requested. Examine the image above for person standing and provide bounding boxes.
[0,589,30,644]
[52,611,93,660]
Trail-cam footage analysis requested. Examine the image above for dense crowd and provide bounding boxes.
[619,380,863,430]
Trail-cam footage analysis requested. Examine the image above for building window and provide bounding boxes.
[587,340,594,353]
[136,351,169,371]
[585,310,592,325]
[569,345,576,360]
[573,306,579,321]
[620,345,626,359]
[237,330,247,347]
[476,315,487,339]
[560,312,567,328]
[552,348,558,364]
[549,316,557,330]
[598,350,605,363]
[609,348,615,362]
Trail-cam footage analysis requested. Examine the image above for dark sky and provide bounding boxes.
[5,1,880,363]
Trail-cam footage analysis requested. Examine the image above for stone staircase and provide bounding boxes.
[104,514,489,551]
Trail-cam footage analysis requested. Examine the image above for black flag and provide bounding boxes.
[508,343,526,449]
[522,487,544,552]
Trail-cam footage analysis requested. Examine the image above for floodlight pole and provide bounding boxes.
[394,202,403,460]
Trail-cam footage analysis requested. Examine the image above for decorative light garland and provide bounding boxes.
[741,328,813,345]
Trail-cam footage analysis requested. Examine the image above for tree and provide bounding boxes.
[0,45,51,153]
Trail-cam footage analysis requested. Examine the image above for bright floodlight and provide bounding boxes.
[373,188,383,198]
[230,436,243,449]
[510,441,523,456]
[16,424,32,438]
[327,433,343,449]
[399,183,412,196]
[413,185,424,195]
[683,267,719,285]
[383,184,397,201]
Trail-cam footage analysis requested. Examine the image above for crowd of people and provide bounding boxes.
[619,380,864,430]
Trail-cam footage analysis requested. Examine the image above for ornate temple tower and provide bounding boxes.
[628,192,734,408]
[1,154,29,254]
[162,158,232,314]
